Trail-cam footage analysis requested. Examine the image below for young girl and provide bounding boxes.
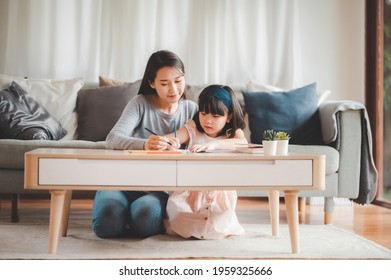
[164,84,247,239]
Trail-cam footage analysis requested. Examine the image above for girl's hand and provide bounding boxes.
[189,143,216,153]
[189,144,204,153]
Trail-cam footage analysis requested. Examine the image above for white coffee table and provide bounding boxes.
[24,148,325,254]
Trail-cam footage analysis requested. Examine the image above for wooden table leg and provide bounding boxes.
[268,190,279,236]
[60,190,72,237]
[48,190,67,254]
[284,190,300,254]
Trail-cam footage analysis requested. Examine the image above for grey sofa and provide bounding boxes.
[0,81,374,224]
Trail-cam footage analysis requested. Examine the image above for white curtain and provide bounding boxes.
[0,0,302,88]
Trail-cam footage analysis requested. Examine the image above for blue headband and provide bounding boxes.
[207,86,233,112]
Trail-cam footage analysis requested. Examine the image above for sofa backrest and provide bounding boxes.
[76,81,249,142]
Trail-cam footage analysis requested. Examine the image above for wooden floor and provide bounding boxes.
[1,196,391,250]
[236,197,391,250]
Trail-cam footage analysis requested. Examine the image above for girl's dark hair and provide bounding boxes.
[194,85,245,138]
[138,50,186,98]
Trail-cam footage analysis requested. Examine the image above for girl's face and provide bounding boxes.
[149,66,185,105]
[199,110,232,138]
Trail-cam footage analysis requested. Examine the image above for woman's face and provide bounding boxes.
[149,66,185,105]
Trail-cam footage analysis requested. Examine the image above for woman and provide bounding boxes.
[92,50,198,238]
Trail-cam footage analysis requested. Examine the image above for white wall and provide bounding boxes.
[299,0,365,103]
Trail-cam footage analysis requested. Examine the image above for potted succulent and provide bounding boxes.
[275,131,290,155]
[262,129,277,155]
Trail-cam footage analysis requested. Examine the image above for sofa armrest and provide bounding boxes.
[318,100,366,144]
[334,109,362,198]
[318,100,369,199]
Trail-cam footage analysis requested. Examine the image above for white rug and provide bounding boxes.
[1,211,390,260]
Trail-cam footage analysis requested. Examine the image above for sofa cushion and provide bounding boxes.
[0,74,84,140]
[99,75,126,87]
[245,79,331,106]
[76,80,141,141]
[0,139,106,169]
[289,144,339,175]
[288,109,324,145]
[242,83,323,145]
[0,81,66,140]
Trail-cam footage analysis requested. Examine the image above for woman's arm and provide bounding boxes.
[106,96,173,150]
[106,98,145,150]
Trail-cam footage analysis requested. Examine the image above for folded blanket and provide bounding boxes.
[319,100,378,204]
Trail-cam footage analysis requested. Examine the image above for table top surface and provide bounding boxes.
[25,148,325,161]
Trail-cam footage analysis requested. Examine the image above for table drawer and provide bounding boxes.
[38,158,176,186]
[177,160,313,187]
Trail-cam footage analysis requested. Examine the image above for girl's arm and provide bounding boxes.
[190,129,248,153]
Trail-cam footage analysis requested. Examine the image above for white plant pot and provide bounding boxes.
[262,140,277,155]
[276,140,289,155]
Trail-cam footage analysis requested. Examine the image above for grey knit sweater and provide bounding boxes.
[105,94,198,150]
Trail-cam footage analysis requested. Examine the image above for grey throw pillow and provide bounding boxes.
[76,80,141,141]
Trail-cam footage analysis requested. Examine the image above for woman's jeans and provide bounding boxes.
[92,190,168,238]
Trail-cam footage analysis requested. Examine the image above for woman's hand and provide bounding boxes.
[144,135,172,150]
[144,135,181,150]
[169,137,181,149]
[164,137,181,150]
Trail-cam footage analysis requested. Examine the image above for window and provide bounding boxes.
[366,0,391,207]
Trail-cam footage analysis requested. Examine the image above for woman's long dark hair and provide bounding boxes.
[138,50,186,98]
[194,85,245,138]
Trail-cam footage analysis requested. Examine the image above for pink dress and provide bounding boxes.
[164,121,245,239]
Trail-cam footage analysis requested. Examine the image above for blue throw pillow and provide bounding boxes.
[242,83,323,145]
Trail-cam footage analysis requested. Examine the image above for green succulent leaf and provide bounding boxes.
[262,129,276,141]
[275,131,291,140]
